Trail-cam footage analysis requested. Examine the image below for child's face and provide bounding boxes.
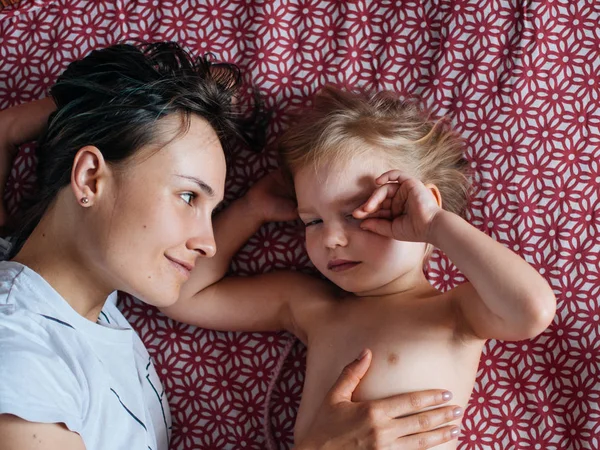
[294,153,427,295]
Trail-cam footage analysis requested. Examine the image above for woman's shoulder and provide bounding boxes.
[0,237,12,260]
[0,260,76,334]
[0,297,82,374]
[0,261,102,377]
[0,307,85,428]
[0,335,85,438]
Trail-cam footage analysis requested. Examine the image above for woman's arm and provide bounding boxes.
[0,98,56,227]
[0,98,55,148]
[0,415,86,450]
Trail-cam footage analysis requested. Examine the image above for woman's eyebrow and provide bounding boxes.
[175,174,215,197]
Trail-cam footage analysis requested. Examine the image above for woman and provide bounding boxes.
[0,42,460,449]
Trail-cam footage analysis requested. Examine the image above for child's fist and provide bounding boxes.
[245,169,298,224]
[353,170,442,243]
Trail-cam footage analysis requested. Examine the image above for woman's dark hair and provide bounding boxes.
[10,41,256,257]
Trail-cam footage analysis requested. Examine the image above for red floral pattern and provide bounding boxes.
[1,1,598,448]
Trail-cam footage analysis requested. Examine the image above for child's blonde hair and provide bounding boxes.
[278,86,470,217]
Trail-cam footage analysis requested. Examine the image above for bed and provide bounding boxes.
[1,0,598,448]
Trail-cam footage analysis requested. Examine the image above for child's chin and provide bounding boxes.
[328,278,370,295]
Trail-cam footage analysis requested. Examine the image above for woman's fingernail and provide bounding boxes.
[357,349,369,361]
[453,407,463,417]
[442,391,453,401]
[450,427,460,438]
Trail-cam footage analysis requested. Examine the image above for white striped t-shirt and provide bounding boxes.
[0,260,171,450]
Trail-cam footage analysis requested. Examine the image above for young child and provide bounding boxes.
[162,86,557,448]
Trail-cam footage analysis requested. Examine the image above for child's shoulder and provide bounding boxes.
[443,281,489,342]
[280,271,343,340]
[274,269,338,299]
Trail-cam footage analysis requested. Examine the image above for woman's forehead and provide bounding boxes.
[122,115,226,191]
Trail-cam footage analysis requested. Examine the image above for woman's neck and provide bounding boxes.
[13,219,112,323]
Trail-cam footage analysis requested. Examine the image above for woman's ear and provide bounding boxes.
[70,146,109,207]
[425,183,442,209]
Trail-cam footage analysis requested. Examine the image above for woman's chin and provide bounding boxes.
[128,282,181,309]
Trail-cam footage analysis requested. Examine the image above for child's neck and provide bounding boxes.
[354,266,432,298]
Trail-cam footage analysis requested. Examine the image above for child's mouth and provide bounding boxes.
[327,260,361,272]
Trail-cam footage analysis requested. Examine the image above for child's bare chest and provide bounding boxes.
[293,297,484,444]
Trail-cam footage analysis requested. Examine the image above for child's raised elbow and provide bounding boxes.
[520,290,557,339]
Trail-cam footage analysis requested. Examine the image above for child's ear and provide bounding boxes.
[425,183,442,209]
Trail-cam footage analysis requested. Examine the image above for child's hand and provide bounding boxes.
[353,170,441,243]
[245,169,298,224]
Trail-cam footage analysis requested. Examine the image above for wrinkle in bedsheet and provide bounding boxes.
[0,1,598,449]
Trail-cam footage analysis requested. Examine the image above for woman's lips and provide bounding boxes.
[166,256,193,279]
[327,260,361,272]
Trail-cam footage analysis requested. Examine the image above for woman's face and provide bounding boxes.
[90,114,226,307]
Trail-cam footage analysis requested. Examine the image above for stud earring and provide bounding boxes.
[80,197,89,204]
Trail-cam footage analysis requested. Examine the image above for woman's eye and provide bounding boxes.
[304,219,322,227]
[180,192,196,205]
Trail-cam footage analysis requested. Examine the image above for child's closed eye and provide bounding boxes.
[304,219,323,227]
[345,213,362,224]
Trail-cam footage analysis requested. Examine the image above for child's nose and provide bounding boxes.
[323,223,349,249]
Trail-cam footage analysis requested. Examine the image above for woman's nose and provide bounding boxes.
[189,236,217,258]
[187,219,217,258]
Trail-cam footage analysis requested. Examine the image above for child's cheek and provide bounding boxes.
[304,233,322,265]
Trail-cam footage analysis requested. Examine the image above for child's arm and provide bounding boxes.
[161,171,333,342]
[427,210,556,341]
[0,98,56,227]
[165,270,334,342]
[354,170,557,342]
[177,170,298,300]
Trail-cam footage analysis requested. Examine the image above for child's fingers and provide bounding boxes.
[375,170,414,186]
[353,199,393,219]
[359,218,394,238]
[355,209,393,220]
[354,184,398,217]
[362,185,391,212]
[368,209,393,219]
[391,185,409,217]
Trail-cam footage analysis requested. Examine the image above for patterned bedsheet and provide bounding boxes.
[1,1,598,448]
